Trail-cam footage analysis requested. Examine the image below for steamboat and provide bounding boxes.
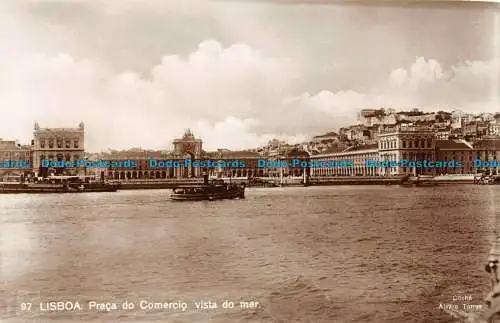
[170,174,245,201]
[0,175,119,193]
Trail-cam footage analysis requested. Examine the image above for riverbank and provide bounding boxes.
[113,175,478,189]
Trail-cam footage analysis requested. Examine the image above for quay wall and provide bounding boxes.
[114,175,477,189]
[307,177,401,186]
[118,179,203,190]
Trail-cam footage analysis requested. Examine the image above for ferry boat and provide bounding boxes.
[0,175,119,194]
[170,174,245,201]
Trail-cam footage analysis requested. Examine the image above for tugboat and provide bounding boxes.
[170,174,245,201]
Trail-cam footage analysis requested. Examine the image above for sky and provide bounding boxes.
[0,0,499,152]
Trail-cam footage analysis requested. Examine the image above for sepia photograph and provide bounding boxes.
[0,0,499,322]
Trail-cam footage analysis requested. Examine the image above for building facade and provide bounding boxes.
[377,126,435,176]
[473,138,500,175]
[309,144,378,177]
[100,130,266,180]
[31,122,85,177]
[172,129,203,178]
[0,140,32,177]
[434,140,474,174]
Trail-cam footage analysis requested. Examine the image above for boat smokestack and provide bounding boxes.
[203,172,208,185]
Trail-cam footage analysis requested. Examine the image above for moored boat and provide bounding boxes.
[0,175,119,193]
[415,180,438,187]
[399,175,438,187]
[170,174,245,201]
[475,174,500,185]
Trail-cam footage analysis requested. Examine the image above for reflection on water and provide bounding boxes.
[0,197,45,283]
[0,186,498,323]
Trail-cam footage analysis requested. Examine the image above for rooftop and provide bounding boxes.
[434,140,473,150]
[473,138,500,150]
[342,143,378,152]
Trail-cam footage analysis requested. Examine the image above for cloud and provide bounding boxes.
[384,56,500,109]
[0,36,498,152]
[0,40,307,151]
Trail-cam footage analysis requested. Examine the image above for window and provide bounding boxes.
[74,140,79,148]
[48,139,54,148]
[65,140,71,148]
[402,141,406,148]
[40,140,45,148]
[57,139,63,148]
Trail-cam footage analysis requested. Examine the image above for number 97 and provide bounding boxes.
[20,303,32,311]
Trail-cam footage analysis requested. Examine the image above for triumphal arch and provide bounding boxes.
[172,129,203,177]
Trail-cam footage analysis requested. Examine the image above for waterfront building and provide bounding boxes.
[263,146,310,178]
[309,125,436,177]
[309,144,378,177]
[0,139,32,177]
[203,149,262,178]
[95,149,173,180]
[100,130,265,180]
[377,125,435,176]
[31,122,85,177]
[172,129,203,178]
[434,140,474,174]
[473,138,500,175]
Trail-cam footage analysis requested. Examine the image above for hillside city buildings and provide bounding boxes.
[1,108,500,179]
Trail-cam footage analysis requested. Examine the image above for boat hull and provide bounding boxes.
[169,181,245,201]
[400,182,438,187]
[0,183,119,193]
[170,189,243,201]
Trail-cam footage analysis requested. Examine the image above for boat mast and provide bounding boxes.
[278,142,283,186]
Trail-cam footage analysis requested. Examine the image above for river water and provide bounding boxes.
[0,186,498,323]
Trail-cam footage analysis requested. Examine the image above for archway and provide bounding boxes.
[183,152,195,178]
